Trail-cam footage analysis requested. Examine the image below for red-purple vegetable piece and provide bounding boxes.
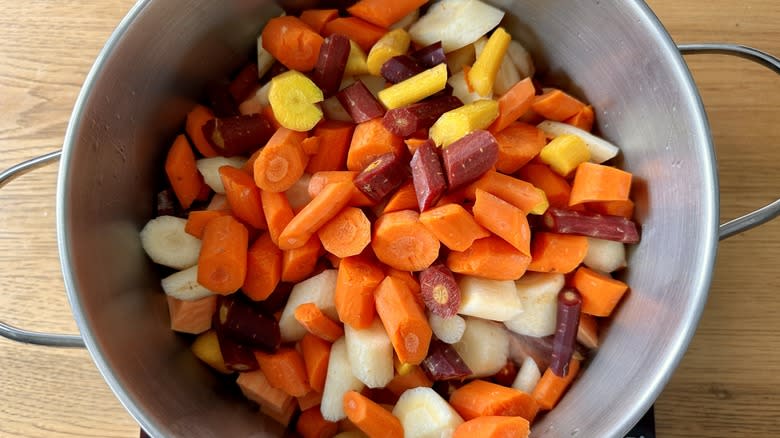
[229,63,261,103]
[542,208,640,244]
[337,80,386,123]
[254,283,294,315]
[380,55,424,83]
[550,288,582,377]
[418,263,460,318]
[353,152,410,202]
[214,294,281,352]
[382,95,463,138]
[311,33,351,98]
[411,41,446,69]
[421,339,473,381]
[202,113,275,156]
[216,330,260,372]
[205,80,240,117]
[508,333,554,371]
[411,140,448,211]
[441,130,499,190]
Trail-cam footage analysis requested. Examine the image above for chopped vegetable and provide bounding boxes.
[378,63,449,110]
[446,235,531,281]
[449,379,539,421]
[542,208,640,243]
[140,215,201,270]
[261,16,324,72]
[321,338,366,422]
[197,215,248,294]
[572,266,629,317]
[191,330,231,374]
[216,331,259,372]
[539,134,591,177]
[269,70,324,131]
[569,162,633,206]
[408,0,505,53]
[338,80,387,123]
[410,140,448,211]
[278,181,354,250]
[583,237,627,273]
[457,275,523,321]
[532,358,581,410]
[367,28,412,76]
[202,113,274,156]
[429,100,499,147]
[279,269,339,342]
[421,339,472,381]
[186,104,219,157]
[295,302,345,343]
[532,89,586,122]
[441,130,499,189]
[504,272,564,338]
[452,317,509,378]
[343,390,405,438]
[160,265,213,301]
[312,33,351,99]
[297,407,339,438]
[472,188,531,255]
[418,203,490,252]
[392,387,464,438]
[219,166,267,230]
[255,347,311,397]
[345,319,395,388]
[344,40,370,77]
[468,27,511,97]
[318,207,372,258]
[537,120,619,163]
[242,232,282,301]
[372,210,440,272]
[347,0,428,28]
[512,356,541,394]
[165,135,206,210]
[347,118,405,171]
[166,295,216,335]
[214,293,281,352]
[300,333,331,394]
[374,275,433,365]
[383,95,462,138]
[380,55,425,83]
[253,127,308,193]
[335,254,384,329]
[322,17,387,53]
[411,41,447,69]
[453,416,530,438]
[196,156,246,194]
[526,232,589,274]
[418,263,461,318]
[550,289,582,377]
[353,152,410,203]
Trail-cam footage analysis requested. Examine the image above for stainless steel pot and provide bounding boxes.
[1,1,778,437]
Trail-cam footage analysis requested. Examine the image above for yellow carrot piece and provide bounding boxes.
[344,40,370,77]
[269,70,324,132]
[469,27,512,97]
[529,187,550,215]
[539,134,591,177]
[429,99,500,147]
[378,63,448,110]
[367,29,411,75]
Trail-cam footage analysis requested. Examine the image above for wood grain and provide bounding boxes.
[0,1,777,437]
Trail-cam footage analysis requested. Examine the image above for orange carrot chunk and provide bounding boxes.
[531,89,586,122]
[299,8,339,33]
[347,0,428,28]
[185,105,219,157]
[385,365,433,396]
[322,17,387,53]
[185,210,231,239]
[254,127,309,193]
[374,275,432,365]
[317,207,371,258]
[166,295,217,335]
[262,16,324,72]
[419,203,491,252]
[371,209,440,272]
[564,105,595,132]
[343,390,405,438]
[489,77,536,133]
[219,166,267,230]
[526,232,588,274]
[295,302,345,342]
[236,370,294,414]
[165,134,206,209]
[572,266,629,317]
[347,119,406,172]
[335,254,385,329]
[465,170,546,214]
[198,215,249,294]
[449,379,539,422]
[300,333,331,393]
[447,235,531,281]
[569,162,632,206]
[586,199,635,219]
[453,416,530,438]
[297,390,323,412]
[297,407,339,438]
[243,232,282,301]
[308,171,376,207]
[533,358,581,410]
[382,181,419,214]
[281,234,323,283]
[492,122,546,174]
[261,189,295,246]
[472,189,531,256]
[306,121,355,173]
[517,163,573,210]
[254,347,311,397]
[278,181,354,250]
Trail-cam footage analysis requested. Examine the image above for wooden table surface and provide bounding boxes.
[0,1,777,436]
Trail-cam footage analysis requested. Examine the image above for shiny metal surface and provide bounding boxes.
[53,0,721,437]
[675,44,780,241]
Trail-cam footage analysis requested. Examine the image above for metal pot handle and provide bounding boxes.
[678,43,780,241]
[0,150,85,348]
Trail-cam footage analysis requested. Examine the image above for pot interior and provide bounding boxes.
[58,0,718,436]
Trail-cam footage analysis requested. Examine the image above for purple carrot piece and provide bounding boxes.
[353,152,409,202]
[542,208,640,244]
[337,80,386,122]
[419,263,460,318]
[411,140,448,211]
[311,33,351,98]
[202,113,275,156]
[550,288,582,377]
[382,95,463,138]
[380,55,424,83]
[441,130,499,189]
[411,41,446,69]
[421,339,473,381]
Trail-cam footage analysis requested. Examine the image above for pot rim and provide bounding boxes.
[56,1,719,437]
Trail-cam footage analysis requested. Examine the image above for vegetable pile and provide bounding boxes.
[140,0,641,436]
